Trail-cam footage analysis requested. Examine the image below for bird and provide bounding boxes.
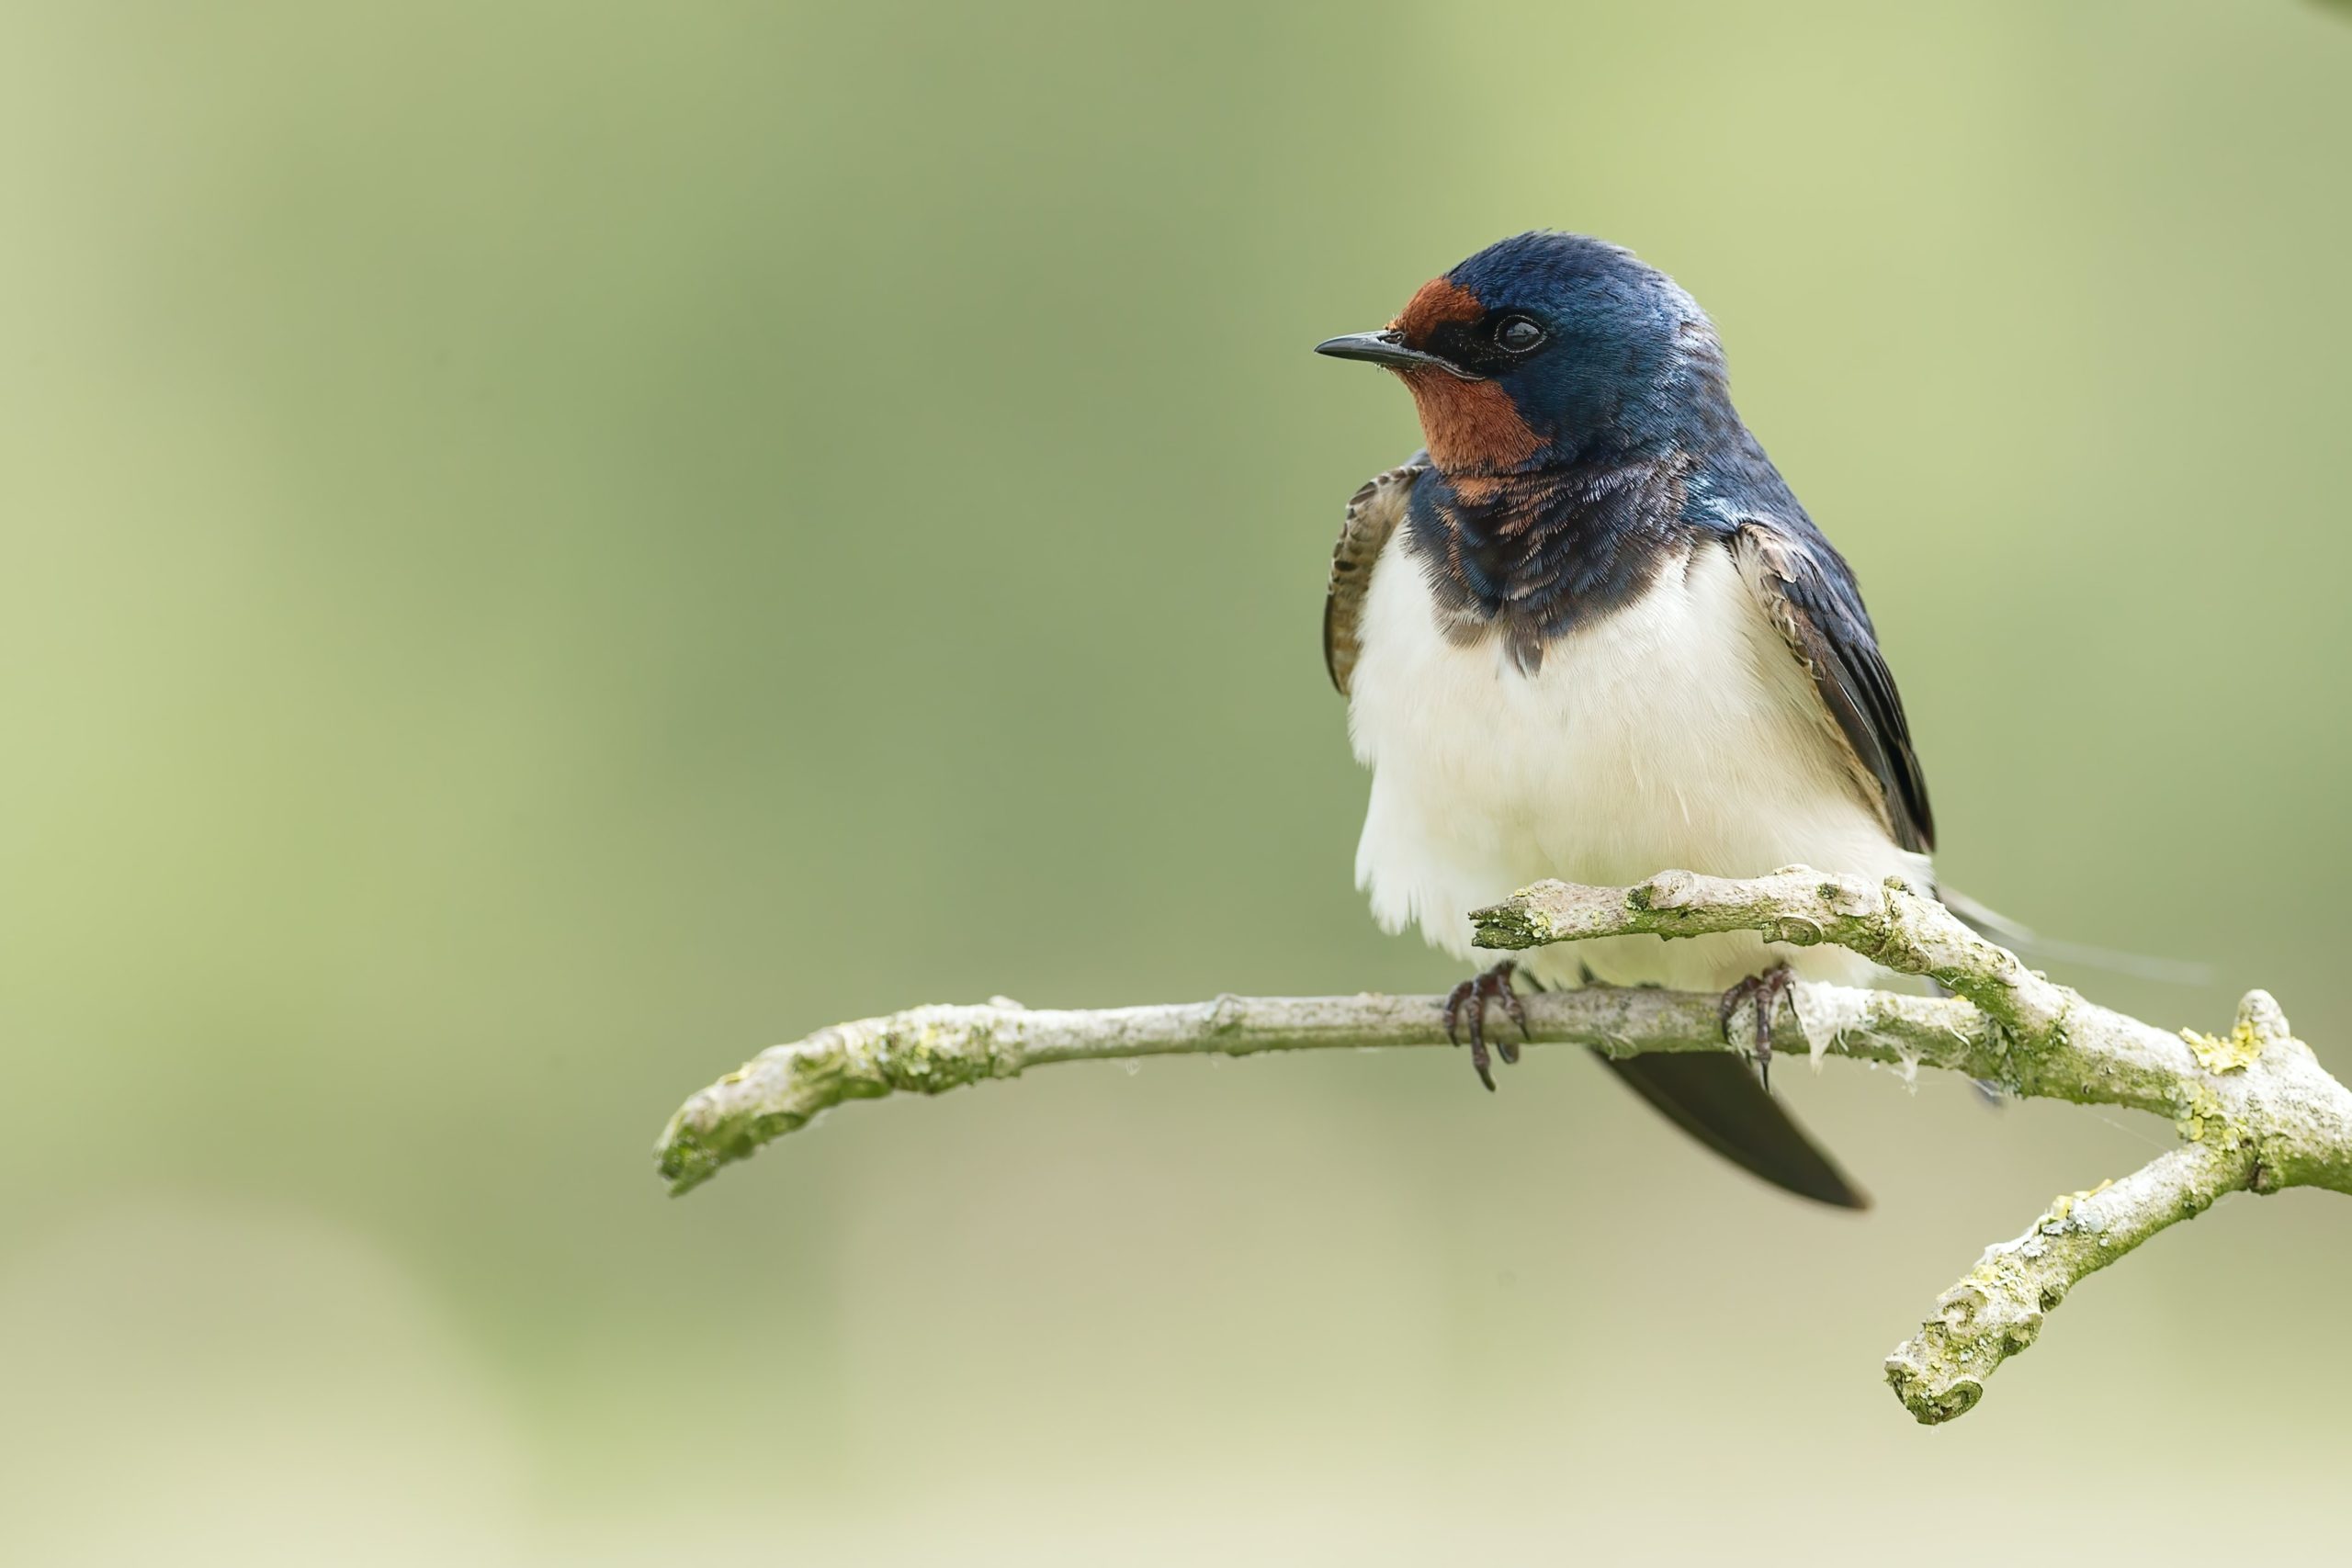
[1315,231,1938,1210]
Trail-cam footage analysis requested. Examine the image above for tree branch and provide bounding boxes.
[655,867,2352,1425]
[1882,1141,2253,1422]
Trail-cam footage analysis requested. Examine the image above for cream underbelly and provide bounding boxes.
[1347,528,1932,992]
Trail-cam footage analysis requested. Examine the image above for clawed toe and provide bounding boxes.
[1442,961,1528,1091]
[1718,964,1796,1090]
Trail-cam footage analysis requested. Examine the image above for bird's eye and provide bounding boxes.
[1495,315,1545,353]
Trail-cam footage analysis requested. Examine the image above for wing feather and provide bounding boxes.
[1323,455,1428,695]
[1731,521,1935,853]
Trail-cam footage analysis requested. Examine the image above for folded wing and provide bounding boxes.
[1730,519,1936,855]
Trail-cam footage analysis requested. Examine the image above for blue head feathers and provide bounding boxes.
[1320,231,1733,473]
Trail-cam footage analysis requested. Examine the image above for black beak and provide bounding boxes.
[1313,330,1481,379]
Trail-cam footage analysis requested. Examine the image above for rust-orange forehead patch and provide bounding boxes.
[1393,276,1482,344]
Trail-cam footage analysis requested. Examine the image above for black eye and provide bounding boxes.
[1495,315,1545,353]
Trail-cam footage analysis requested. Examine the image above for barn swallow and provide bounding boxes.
[1315,231,1938,1209]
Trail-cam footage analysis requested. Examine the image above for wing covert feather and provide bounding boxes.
[1731,522,1935,854]
[1323,455,1428,695]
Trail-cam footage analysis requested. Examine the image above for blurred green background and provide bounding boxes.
[6,2,2351,1562]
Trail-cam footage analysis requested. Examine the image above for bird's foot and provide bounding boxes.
[1443,960,1529,1092]
[1718,963,1795,1090]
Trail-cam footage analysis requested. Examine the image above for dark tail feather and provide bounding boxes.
[1595,1051,1870,1210]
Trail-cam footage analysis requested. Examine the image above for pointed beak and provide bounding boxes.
[1313,329,1481,379]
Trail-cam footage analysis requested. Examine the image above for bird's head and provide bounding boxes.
[1317,231,1724,479]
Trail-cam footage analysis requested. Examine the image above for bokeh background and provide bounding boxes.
[6,2,2351,1562]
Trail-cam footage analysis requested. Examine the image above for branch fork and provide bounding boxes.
[656,867,2352,1425]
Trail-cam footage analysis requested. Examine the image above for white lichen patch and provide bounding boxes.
[2039,1179,2110,1235]
[1790,979,1871,1072]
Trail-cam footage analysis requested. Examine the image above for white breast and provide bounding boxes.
[1347,527,1933,991]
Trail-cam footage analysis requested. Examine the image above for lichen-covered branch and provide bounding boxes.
[1473,869,2352,1419]
[656,866,2352,1426]
[1882,1140,2254,1422]
[1473,865,2159,1110]
[656,982,1982,1195]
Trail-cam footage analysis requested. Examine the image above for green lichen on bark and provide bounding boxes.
[658,1007,1031,1193]
[1885,1143,2256,1423]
